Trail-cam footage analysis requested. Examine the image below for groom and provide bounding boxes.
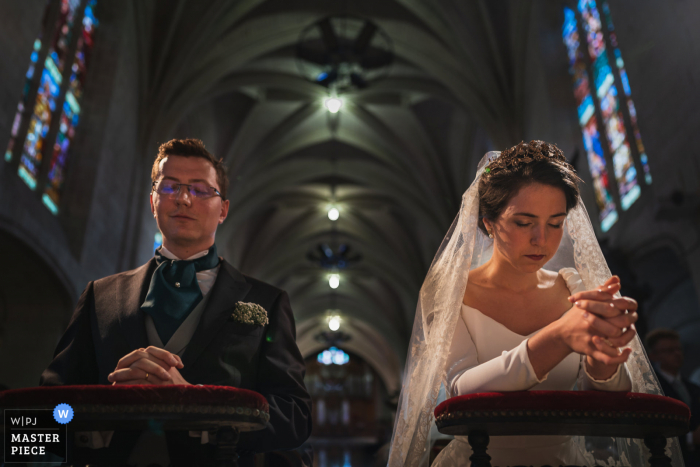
[40,139,312,466]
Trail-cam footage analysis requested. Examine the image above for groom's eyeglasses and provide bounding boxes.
[153,180,222,199]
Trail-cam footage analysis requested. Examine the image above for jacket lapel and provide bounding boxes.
[181,260,252,368]
[117,258,157,352]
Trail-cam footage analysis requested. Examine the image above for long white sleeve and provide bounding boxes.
[447,315,546,397]
[579,357,632,391]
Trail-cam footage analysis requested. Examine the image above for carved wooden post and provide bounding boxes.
[215,426,240,467]
[644,434,672,467]
[467,431,492,467]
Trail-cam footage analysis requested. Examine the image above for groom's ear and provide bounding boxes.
[150,192,155,217]
[219,199,230,225]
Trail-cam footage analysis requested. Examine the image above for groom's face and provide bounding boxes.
[150,155,229,249]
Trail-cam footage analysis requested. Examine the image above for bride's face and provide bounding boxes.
[485,183,567,273]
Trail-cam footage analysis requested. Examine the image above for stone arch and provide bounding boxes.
[0,228,74,389]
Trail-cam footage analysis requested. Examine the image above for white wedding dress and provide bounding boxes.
[433,268,632,467]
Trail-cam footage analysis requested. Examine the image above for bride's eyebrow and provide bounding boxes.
[513,212,567,218]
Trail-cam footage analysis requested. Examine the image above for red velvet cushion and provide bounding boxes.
[0,385,268,413]
[435,391,689,421]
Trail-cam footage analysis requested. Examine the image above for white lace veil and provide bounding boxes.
[387,151,684,466]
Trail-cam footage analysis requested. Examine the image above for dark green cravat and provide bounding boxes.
[141,244,220,345]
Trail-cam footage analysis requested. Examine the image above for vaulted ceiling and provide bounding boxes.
[130,0,553,392]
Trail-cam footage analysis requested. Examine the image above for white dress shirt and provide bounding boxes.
[159,245,220,296]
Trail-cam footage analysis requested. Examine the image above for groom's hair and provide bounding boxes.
[152,138,229,200]
[645,328,681,352]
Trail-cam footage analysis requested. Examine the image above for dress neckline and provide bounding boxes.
[460,302,572,338]
[461,270,578,338]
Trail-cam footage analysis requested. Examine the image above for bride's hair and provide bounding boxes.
[477,140,582,235]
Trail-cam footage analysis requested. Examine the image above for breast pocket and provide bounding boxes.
[224,321,265,337]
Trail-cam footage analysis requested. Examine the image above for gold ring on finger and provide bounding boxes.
[145,372,149,381]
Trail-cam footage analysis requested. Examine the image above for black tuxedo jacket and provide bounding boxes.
[657,373,700,466]
[40,258,312,466]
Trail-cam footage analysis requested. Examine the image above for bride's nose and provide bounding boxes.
[530,225,546,245]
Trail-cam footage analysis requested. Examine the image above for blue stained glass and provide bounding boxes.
[578,94,594,125]
[600,0,651,185]
[17,0,82,191]
[18,66,60,189]
[42,193,59,215]
[153,232,163,252]
[18,165,37,190]
[43,0,99,213]
[579,0,640,211]
[6,42,46,163]
[619,69,631,95]
[563,6,618,230]
[317,347,350,365]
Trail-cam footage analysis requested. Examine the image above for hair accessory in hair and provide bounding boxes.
[484,140,571,176]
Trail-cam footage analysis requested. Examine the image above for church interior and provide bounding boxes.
[0,1,699,466]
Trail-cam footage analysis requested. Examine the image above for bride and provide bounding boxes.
[388,141,683,466]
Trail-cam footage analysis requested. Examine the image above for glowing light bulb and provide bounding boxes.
[329,274,340,289]
[328,207,339,221]
[324,97,343,113]
[329,316,340,331]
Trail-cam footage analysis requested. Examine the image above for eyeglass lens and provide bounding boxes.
[157,180,216,198]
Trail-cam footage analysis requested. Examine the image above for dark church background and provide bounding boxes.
[0,1,698,466]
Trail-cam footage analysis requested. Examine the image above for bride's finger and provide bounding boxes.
[569,282,620,303]
[568,288,616,303]
[612,296,638,312]
[603,327,637,347]
[589,348,630,366]
[584,312,625,337]
[603,276,620,287]
[604,312,638,330]
[576,300,623,319]
[591,336,622,357]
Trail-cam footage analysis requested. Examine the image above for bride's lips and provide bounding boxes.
[525,255,545,261]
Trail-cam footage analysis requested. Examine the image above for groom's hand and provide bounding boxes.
[108,346,185,385]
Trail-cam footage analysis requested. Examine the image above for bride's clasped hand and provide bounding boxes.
[527,275,639,382]
[567,276,638,362]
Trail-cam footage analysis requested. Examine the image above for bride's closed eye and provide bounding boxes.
[514,222,563,228]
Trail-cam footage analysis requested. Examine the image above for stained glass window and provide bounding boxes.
[4,39,43,164]
[563,7,618,231]
[18,0,81,192]
[43,0,98,213]
[317,347,350,365]
[579,0,641,211]
[601,2,652,185]
[563,1,652,231]
[5,0,97,216]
